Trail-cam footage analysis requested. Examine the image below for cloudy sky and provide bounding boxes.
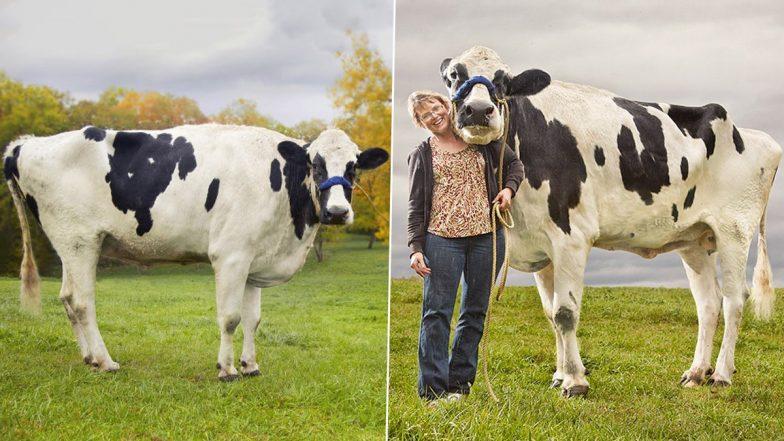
[0,0,393,125]
[390,0,784,286]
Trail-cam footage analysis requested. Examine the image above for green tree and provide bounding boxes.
[0,72,70,275]
[330,32,392,246]
[291,118,328,142]
[211,99,294,136]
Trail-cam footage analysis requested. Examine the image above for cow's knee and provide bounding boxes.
[220,313,241,334]
[554,305,576,333]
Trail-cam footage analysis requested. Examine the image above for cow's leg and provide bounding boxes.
[239,283,261,376]
[678,247,721,387]
[551,239,591,397]
[60,240,118,372]
[212,255,251,382]
[59,269,91,363]
[710,234,752,387]
[534,263,565,388]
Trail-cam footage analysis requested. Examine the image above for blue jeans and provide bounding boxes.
[417,231,505,400]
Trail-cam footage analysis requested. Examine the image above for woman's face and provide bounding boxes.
[416,100,450,134]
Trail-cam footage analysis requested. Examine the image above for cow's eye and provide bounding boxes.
[450,71,457,79]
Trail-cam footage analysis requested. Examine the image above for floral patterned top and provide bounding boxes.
[427,143,492,237]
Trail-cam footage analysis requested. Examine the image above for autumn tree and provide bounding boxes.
[330,32,391,247]
[291,118,327,142]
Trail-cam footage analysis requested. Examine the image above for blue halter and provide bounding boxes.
[318,175,352,192]
[452,76,497,101]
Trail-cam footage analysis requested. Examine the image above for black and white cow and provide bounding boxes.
[440,46,781,397]
[3,124,388,380]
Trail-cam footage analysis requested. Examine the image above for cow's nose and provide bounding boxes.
[328,206,348,217]
[465,102,494,118]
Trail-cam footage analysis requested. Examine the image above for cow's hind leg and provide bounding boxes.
[239,283,261,376]
[59,270,91,363]
[534,263,566,388]
[551,238,591,398]
[212,255,252,382]
[677,246,721,387]
[59,238,119,371]
[710,230,753,387]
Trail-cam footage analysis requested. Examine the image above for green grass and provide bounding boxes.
[389,279,784,440]
[0,235,388,440]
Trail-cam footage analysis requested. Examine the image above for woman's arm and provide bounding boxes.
[407,149,426,257]
[501,142,524,197]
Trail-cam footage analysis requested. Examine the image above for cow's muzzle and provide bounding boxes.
[456,101,496,129]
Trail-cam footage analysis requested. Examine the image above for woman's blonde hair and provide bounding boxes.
[407,90,451,128]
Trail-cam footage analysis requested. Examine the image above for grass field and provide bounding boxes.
[389,278,784,440]
[0,235,388,440]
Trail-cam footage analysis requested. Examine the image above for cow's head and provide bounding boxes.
[278,129,388,225]
[440,46,551,145]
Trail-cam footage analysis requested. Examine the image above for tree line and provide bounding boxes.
[0,32,390,275]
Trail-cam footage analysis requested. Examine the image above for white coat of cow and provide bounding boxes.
[440,46,781,397]
[3,124,388,380]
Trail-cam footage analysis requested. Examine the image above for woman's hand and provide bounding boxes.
[410,252,431,277]
[493,188,514,211]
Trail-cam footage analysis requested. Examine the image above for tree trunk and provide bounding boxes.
[367,233,375,249]
[314,235,324,262]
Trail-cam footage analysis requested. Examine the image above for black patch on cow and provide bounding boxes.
[24,194,40,223]
[684,186,696,209]
[613,98,670,205]
[451,62,469,92]
[667,104,727,158]
[4,145,21,180]
[277,141,318,239]
[342,160,355,201]
[270,159,282,192]
[594,146,605,166]
[205,178,220,212]
[554,306,575,332]
[105,132,197,236]
[440,58,453,88]
[671,204,679,223]
[732,126,744,154]
[635,101,662,111]
[506,98,586,234]
[312,153,332,207]
[83,126,106,142]
[680,157,689,180]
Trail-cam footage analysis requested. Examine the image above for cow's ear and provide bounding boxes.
[277,141,310,165]
[440,58,452,76]
[357,148,389,170]
[507,69,550,96]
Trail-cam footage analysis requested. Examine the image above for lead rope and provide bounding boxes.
[480,98,513,403]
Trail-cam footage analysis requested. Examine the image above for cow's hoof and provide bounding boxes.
[707,376,731,389]
[83,356,93,365]
[562,385,589,398]
[243,369,260,377]
[679,367,712,387]
[550,378,563,388]
[100,361,120,372]
[219,374,240,382]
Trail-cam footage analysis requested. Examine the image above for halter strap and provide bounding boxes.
[318,175,352,192]
[452,75,497,101]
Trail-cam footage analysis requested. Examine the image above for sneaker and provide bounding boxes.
[445,392,464,403]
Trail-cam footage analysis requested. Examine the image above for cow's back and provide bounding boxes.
[506,80,781,264]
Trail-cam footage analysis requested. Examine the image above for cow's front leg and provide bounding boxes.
[534,264,565,388]
[240,283,261,376]
[551,239,591,398]
[213,255,252,382]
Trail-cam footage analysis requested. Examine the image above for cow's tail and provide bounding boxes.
[6,177,41,315]
[750,209,774,320]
